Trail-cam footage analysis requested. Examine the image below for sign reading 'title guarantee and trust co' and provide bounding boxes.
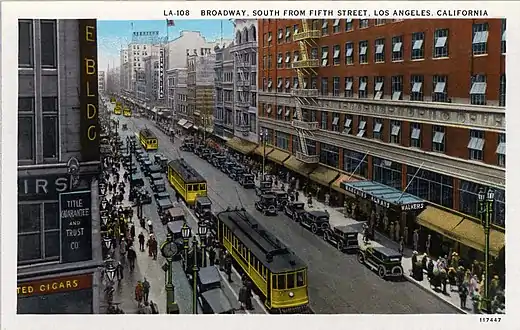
[60,190,92,263]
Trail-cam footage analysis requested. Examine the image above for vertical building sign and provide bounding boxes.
[159,48,164,99]
[79,20,100,161]
[60,190,93,263]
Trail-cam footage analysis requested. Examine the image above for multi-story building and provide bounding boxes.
[230,20,259,143]
[213,44,235,139]
[98,70,105,92]
[119,48,129,90]
[106,67,120,96]
[186,50,216,133]
[257,19,505,263]
[17,19,102,313]
[167,68,188,124]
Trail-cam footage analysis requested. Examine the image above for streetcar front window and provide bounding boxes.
[272,275,278,289]
[188,185,193,191]
[287,273,295,289]
[296,271,305,287]
[277,274,286,290]
[200,183,206,190]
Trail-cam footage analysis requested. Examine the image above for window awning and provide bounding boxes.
[178,119,187,126]
[309,166,340,187]
[331,173,362,195]
[267,149,290,165]
[340,180,426,211]
[225,137,257,155]
[283,156,316,177]
[417,206,505,256]
[253,145,274,157]
[183,122,194,129]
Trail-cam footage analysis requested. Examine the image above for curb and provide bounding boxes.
[403,273,469,314]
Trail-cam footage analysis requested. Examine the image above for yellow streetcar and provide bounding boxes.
[139,128,158,151]
[167,158,207,205]
[114,106,122,115]
[123,107,132,117]
[110,97,116,103]
[217,209,310,313]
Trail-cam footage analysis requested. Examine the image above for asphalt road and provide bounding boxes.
[119,113,458,314]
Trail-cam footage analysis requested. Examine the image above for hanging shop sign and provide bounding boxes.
[159,48,164,99]
[341,182,391,209]
[400,202,426,212]
[60,190,93,263]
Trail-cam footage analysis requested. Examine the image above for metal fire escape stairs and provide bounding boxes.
[291,20,320,164]
[234,49,249,136]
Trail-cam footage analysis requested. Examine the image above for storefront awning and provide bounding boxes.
[341,180,426,211]
[309,166,340,187]
[283,156,316,177]
[417,206,505,256]
[267,149,290,165]
[226,137,257,155]
[184,122,194,129]
[178,119,187,126]
[254,145,274,157]
[331,174,362,195]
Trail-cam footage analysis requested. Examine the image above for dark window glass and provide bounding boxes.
[42,97,58,112]
[44,231,60,258]
[44,202,59,230]
[18,117,34,161]
[19,21,33,67]
[18,234,41,262]
[41,20,57,67]
[297,271,305,286]
[18,204,41,233]
[277,274,286,289]
[287,273,295,289]
[42,116,58,158]
[272,275,277,289]
[18,97,34,113]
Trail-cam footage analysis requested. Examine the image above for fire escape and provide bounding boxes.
[291,20,320,163]
[234,50,251,137]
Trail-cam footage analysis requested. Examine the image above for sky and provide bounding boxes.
[97,19,234,72]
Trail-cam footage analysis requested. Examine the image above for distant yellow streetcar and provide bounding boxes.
[167,158,207,205]
[139,128,158,151]
[123,107,132,117]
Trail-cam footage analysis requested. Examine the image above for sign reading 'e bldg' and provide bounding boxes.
[79,20,100,162]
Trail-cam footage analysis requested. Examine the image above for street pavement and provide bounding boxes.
[121,114,460,314]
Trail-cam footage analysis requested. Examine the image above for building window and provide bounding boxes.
[373,118,383,140]
[18,97,35,162]
[293,24,299,34]
[284,78,291,93]
[357,116,367,137]
[501,19,506,54]
[321,46,329,67]
[321,19,329,36]
[472,23,489,55]
[267,78,273,92]
[250,113,257,133]
[293,77,299,89]
[331,113,340,132]
[432,125,445,153]
[333,77,340,96]
[277,53,283,69]
[19,20,33,67]
[374,38,385,63]
[267,54,272,69]
[375,19,386,26]
[432,75,448,102]
[390,120,401,144]
[411,32,425,60]
[433,28,449,58]
[470,74,487,105]
[343,114,353,134]
[321,111,328,129]
[374,76,384,100]
[410,122,422,148]
[41,20,57,68]
[358,41,368,64]
[345,18,353,31]
[406,166,453,209]
[276,105,284,120]
[343,149,368,178]
[332,19,340,33]
[277,28,283,42]
[277,78,283,92]
[391,36,403,61]
[293,51,300,63]
[332,44,341,66]
[499,74,506,107]
[320,143,339,167]
[311,48,318,60]
[306,139,317,156]
[372,157,402,190]
[284,52,291,68]
[391,75,403,100]
[344,77,353,98]
[320,77,328,96]
[284,107,291,121]
[345,42,354,64]
[359,19,369,29]
[410,75,424,101]
[468,129,485,161]
[42,97,58,159]
[311,77,317,89]
[358,76,368,98]
[275,131,289,150]
[285,27,291,42]
[497,133,505,167]
[18,202,60,264]
[459,181,505,227]
[310,110,317,122]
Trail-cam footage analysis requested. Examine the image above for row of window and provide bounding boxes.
[19,20,57,68]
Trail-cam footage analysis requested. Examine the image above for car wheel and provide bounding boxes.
[357,252,364,264]
[337,241,343,251]
[378,265,386,278]
[311,224,318,234]
[323,232,329,242]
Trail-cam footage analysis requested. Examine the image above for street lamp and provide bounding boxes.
[478,187,495,313]
[259,129,267,181]
[181,223,192,272]
[104,258,117,283]
[102,236,112,251]
[160,232,180,314]
[198,221,208,268]
[191,237,200,315]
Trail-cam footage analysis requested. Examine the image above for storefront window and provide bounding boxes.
[306,140,317,155]
[459,180,505,227]
[275,131,289,150]
[319,143,339,167]
[406,166,453,208]
[372,157,401,190]
[343,149,368,178]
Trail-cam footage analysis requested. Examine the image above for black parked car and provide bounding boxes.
[229,166,245,181]
[254,194,278,216]
[273,190,289,211]
[238,173,255,189]
[136,188,152,205]
[212,155,226,168]
[255,181,273,196]
[323,224,360,252]
[300,210,330,234]
[357,246,404,279]
[221,162,235,175]
[284,201,306,222]
[194,196,212,220]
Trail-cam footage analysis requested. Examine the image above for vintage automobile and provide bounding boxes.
[166,219,188,256]
[194,196,212,220]
[229,166,245,181]
[211,155,226,168]
[130,173,145,188]
[149,172,163,183]
[197,266,236,314]
[151,178,166,193]
[161,206,186,225]
[273,190,289,211]
[147,164,163,178]
[135,148,145,157]
[155,191,170,201]
[122,123,128,130]
[255,181,273,196]
[136,188,152,205]
[180,140,195,152]
[128,163,138,175]
[323,224,360,252]
[221,162,235,175]
[238,173,255,189]
[254,194,278,216]
[357,245,404,279]
[157,198,174,216]
[300,210,330,234]
[154,154,169,170]
[284,201,306,222]
[200,149,211,160]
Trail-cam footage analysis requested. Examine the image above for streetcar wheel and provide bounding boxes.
[356,252,364,264]
[378,265,386,278]
[311,224,318,234]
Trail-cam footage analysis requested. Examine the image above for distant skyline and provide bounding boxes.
[97,19,234,71]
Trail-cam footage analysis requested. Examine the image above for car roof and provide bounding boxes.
[150,172,162,178]
[196,196,212,205]
[334,224,362,233]
[261,194,275,198]
[166,219,185,233]
[201,288,234,314]
[372,246,401,257]
[198,266,221,286]
[308,210,329,217]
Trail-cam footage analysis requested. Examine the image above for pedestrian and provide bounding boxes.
[425,234,431,256]
[142,277,151,303]
[130,224,136,239]
[225,253,233,282]
[459,280,469,310]
[150,236,158,260]
[116,260,124,282]
[412,229,419,252]
[295,190,299,202]
[138,232,145,252]
[150,300,159,314]
[135,281,144,304]
[119,239,127,266]
[307,192,313,208]
[389,222,395,240]
[245,279,253,310]
[398,236,404,255]
[218,247,225,271]
[147,219,153,233]
[208,247,216,266]
[127,246,137,271]
[238,285,247,310]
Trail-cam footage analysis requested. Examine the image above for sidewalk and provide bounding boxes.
[264,179,470,314]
